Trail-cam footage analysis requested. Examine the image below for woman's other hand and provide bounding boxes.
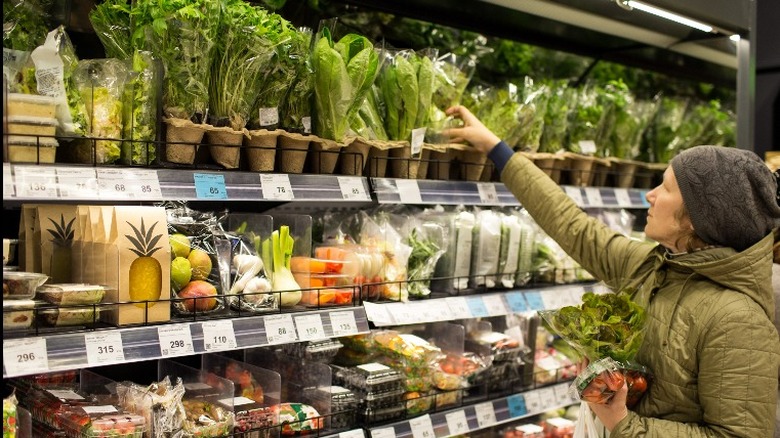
[443,105,501,154]
[589,379,629,431]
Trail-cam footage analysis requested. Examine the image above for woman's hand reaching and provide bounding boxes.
[443,105,501,154]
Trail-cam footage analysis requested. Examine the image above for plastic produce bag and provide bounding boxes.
[431,209,475,293]
[514,210,538,287]
[402,216,448,297]
[122,50,160,165]
[498,212,522,288]
[224,215,277,313]
[572,401,600,438]
[426,52,476,143]
[470,209,502,288]
[359,211,411,301]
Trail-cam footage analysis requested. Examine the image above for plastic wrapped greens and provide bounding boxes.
[539,82,574,154]
[513,77,549,152]
[426,52,475,143]
[403,218,448,298]
[88,0,131,59]
[497,213,522,288]
[432,209,475,293]
[121,50,159,165]
[643,95,689,163]
[514,211,538,287]
[470,209,502,288]
[280,27,314,133]
[566,84,610,154]
[3,0,51,93]
[378,49,420,141]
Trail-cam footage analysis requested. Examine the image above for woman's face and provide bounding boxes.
[645,167,692,252]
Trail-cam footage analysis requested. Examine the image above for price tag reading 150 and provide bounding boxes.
[264,314,297,344]
[294,314,326,341]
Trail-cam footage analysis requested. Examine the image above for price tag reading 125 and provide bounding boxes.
[193,173,228,200]
[84,332,125,365]
[329,311,358,336]
[261,174,294,200]
[201,320,237,351]
[294,314,326,341]
[3,338,49,376]
[264,314,297,344]
[158,325,195,357]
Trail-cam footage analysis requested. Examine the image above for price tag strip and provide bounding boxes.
[506,394,527,418]
[505,292,529,313]
[538,387,557,410]
[3,163,14,198]
[56,167,100,199]
[474,402,497,429]
[97,168,162,200]
[193,173,228,200]
[261,174,294,200]
[158,325,195,357]
[201,320,238,351]
[445,410,470,436]
[338,176,370,201]
[370,426,396,438]
[294,314,326,341]
[84,331,125,365]
[14,165,57,198]
[446,297,473,320]
[329,310,359,336]
[396,179,422,204]
[3,338,49,376]
[339,429,365,438]
[362,302,393,327]
[482,295,507,316]
[524,390,543,414]
[614,188,633,207]
[466,297,489,318]
[409,414,435,438]
[476,182,499,204]
[584,187,603,207]
[264,314,297,344]
[564,186,585,206]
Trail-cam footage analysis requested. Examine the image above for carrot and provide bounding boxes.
[290,256,328,273]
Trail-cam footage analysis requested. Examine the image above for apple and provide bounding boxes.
[177,280,217,312]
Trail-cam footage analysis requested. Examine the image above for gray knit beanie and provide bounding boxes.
[670,145,780,252]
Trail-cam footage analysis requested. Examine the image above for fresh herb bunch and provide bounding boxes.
[279,27,314,133]
[378,50,419,141]
[406,227,443,297]
[539,81,573,153]
[88,0,132,59]
[122,50,158,164]
[540,291,646,362]
[3,0,51,51]
[644,96,689,163]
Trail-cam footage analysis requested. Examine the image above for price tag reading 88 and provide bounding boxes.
[264,314,297,344]
[337,176,369,201]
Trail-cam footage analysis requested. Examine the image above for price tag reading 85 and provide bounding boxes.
[338,176,369,201]
[3,338,49,376]
[477,182,499,204]
[264,314,297,344]
[329,311,358,336]
[294,314,326,341]
[409,414,435,438]
[445,410,469,435]
[97,168,161,200]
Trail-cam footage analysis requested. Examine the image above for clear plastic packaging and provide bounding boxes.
[3,299,37,330]
[3,271,48,299]
[6,115,58,136]
[572,357,625,404]
[333,363,404,393]
[278,402,323,436]
[6,93,58,118]
[225,214,277,314]
[280,339,343,363]
[36,284,107,305]
[311,385,357,430]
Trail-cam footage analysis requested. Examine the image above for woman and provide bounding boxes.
[444,105,780,437]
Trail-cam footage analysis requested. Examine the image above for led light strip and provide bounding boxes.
[625,0,714,33]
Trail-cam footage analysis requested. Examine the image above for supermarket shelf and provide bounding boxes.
[321,429,366,438]
[371,178,650,209]
[2,164,372,203]
[364,284,608,327]
[368,382,578,438]
[2,307,369,378]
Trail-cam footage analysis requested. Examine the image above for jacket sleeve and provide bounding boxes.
[500,153,654,286]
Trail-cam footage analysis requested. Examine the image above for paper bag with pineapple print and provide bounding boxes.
[19,204,41,273]
[82,206,105,285]
[70,205,93,283]
[103,206,171,325]
[37,205,78,284]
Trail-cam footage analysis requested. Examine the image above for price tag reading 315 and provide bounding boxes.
[84,332,125,365]
[3,338,49,376]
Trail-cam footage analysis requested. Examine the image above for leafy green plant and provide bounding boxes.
[378,50,419,141]
[3,0,51,51]
[88,0,132,59]
[122,50,159,164]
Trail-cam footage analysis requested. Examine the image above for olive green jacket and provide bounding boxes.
[501,153,780,437]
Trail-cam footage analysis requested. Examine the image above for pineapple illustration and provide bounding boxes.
[126,218,164,308]
[47,215,75,283]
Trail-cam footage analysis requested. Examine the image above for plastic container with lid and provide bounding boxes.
[7,93,58,118]
[357,404,404,424]
[281,339,343,362]
[37,306,101,327]
[3,299,37,330]
[7,135,59,164]
[36,284,108,305]
[333,363,404,392]
[311,385,358,430]
[3,239,18,266]
[60,405,147,438]
[7,115,58,137]
[3,271,48,299]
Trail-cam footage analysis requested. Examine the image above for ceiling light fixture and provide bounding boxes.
[729,34,741,42]
[624,1,715,33]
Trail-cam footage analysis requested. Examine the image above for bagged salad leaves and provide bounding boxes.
[642,95,689,163]
[350,84,388,141]
[88,0,131,59]
[3,0,51,93]
[426,52,476,143]
[497,212,523,288]
[378,49,420,142]
[121,50,159,165]
[469,209,502,288]
[402,215,448,298]
[539,81,574,154]
[279,27,315,133]
[566,83,610,155]
[514,210,538,287]
[431,208,475,293]
[513,77,550,152]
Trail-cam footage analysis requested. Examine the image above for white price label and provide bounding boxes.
[3,163,14,198]
[564,186,585,206]
[330,310,359,336]
[259,107,279,126]
[371,427,396,438]
[584,187,603,206]
[446,297,473,319]
[483,295,507,316]
[339,429,365,438]
[474,402,497,428]
[261,174,294,200]
[477,182,499,204]
[302,116,312,134]
[82,405,118,414]
[218,396,256,407]
[56,167,99,199]
[445,410,470,435]
[578,140,597,154]
[363,302,393,326]
[97,168,162,200]
[264,314,297,344]
[541,290,565,310]
[387,303,415,324]
[3,338,49,376]
[539,388,557,409]
[409,414,435,438]
[524,391,542,413]
[201,320,238,351]
[554,383,574,404]
[411,127,426,156]
[614,188,633,206]
[338,176,369,201]
[158,325,195,357]
[85,331,125,365]
[47,390,84,400]
[14,165,57,198]
[294,314,326,341]
[396,179,422,204]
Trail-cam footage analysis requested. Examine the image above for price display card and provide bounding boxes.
[329,310,359,336]
[474,402,497,429]
[445,410,470,436]
[386,302,415,325]
[294,314,326,341]
[4,337,49,376]
[3,163,13,198]
[14,165,57,199]
[584,187,603,207]
[264,314,297,344]
[56,167,99,199]
[483,295,507,316]
[466,297,489,318]
[370,427,396,438]
[411,127,426,156]
[84,331,125,365]
[614,188,633,207]
[540,290,565,310]
[396,179,422,204]
[158,325,195,357]
[362,302,393,327]
[564,186,584,207]
[524,391,542,414]
[193,173,228,200]
[339,429,365,438]
[505,292,529,313]
[446,297,472,320]
[524,291,545,311]
[260,174,294,201]
[201,320,238,352]
[97,168,162,200]
[477,182,499,204]
[538,388,557,410]
[506,394,527,418]
[409,414,435,438]
[554,383,575,405]
[338,176,370,201]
